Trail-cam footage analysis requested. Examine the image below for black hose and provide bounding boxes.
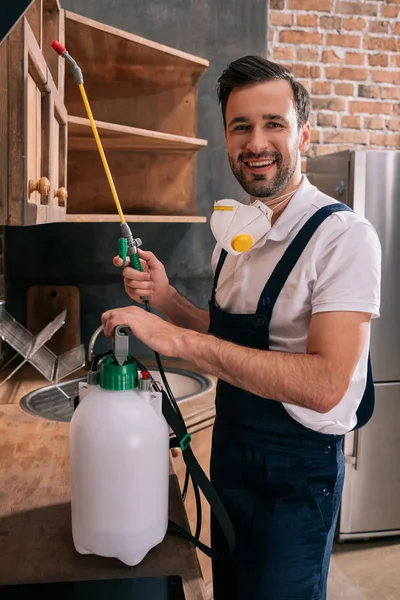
[142,298,201,541]
[182,467,190,501]
[192,476,202,541]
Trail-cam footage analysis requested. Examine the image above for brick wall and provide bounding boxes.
[268,0,400,166]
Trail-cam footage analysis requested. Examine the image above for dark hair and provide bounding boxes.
[217,55,311,130]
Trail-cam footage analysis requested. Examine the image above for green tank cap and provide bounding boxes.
[100,355,138,391]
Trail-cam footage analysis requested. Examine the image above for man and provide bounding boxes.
[102,56,381,599]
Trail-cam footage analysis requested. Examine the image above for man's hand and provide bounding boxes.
[101,306,191,357]
[113,249,172,310]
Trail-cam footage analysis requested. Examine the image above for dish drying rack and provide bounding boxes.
[0,302,85,394]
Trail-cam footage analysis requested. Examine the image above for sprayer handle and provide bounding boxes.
[118,238,143,272]
[129,253,142,272]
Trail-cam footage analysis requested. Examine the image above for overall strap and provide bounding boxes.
[257,203,352,313]
[211,249,228,304]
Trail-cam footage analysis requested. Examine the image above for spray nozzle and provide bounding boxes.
[51,39,83,85]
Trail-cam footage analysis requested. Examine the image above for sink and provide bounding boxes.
[20,368,213,423]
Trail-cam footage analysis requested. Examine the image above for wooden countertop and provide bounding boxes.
[0,361,216,599]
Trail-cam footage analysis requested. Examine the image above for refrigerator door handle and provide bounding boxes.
[344,429,361,471]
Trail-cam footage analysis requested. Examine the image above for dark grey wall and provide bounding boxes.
[4,0,266,358]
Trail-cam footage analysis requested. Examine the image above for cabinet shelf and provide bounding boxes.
[66,214,207,223]
[65,11,209,87]
[68,116,208,152]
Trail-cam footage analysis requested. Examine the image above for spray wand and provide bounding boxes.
[50,40,145,284]
[50,40,182,405]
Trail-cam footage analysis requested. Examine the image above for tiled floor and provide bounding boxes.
[328,537,400,599]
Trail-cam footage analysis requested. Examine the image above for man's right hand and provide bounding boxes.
[113,248,171,310]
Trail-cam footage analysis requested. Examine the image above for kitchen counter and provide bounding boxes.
[0,361,217,599]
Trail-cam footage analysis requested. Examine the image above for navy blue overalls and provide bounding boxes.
[208,204,374,600]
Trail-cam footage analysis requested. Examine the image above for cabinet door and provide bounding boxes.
[172,423,214,597]
[1,17,67,225]
[47,76,68,223]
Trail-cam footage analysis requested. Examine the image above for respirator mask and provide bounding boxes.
[210,190,294,256]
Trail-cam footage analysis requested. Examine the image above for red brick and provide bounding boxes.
[342,115,361,128]
[270,0,285,8]
[326,66,368,81]
[334,83,354,96]
[289,0,332,10]
[336,1,378,16]
[394,104,400,116]
[350,101,392,114]
[345,52,365,65]
[268,29,275,42]
[279,30,323,45]
[317,113,338,127]
[298,79,311,91]
[312,81,332,95]
[311,97,347,111]
[373,70,400,83]
[358,84,379,98]
[369,20,390,34]
[393,21,400,35]
[310,130,320,143]
[290,64,321,78]
[370,133,400,147]
[381,87,400,99]
[381,5,399,17]
[391,55,400,68]
[297,14,318,27]
[324,130,368,144]
[343,18,365,31]
[309,112,317,126]
[337,145,358,152]
[387,119,400,131]
[297,48,320,62]
[365,36,400,52]
[319,16,341,29]
[368,53,389,67]
[314,144,340,156]
[364,116,386,129]
[274,47,295,61]
[270,12,294,26]
[322,50,342,64]
[326,33,361,48]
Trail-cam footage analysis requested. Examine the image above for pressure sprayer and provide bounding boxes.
[51,40,235,566]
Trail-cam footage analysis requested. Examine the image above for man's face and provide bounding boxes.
[225,80,310,198]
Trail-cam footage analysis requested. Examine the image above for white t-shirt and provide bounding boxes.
[211,176,382,435]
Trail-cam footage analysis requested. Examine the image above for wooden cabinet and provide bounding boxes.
[172,420,215,599]
[0,1,208,226]
[0,0,67,225]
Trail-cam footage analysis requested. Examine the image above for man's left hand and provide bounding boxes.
[101,306,187,357]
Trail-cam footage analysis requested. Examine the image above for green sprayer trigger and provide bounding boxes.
[118,238,128,265]
[130,253,143,272]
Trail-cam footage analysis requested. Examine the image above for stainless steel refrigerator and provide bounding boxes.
[307,150,400,541]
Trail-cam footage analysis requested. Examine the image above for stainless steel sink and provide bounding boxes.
[20,368,213,422]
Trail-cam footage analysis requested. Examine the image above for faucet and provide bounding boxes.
[87,325,105,364]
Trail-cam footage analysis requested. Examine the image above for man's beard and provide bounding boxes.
[228,150,298,198]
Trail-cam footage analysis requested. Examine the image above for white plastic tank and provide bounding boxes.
[70,357,170,566]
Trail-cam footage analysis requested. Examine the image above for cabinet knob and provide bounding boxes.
[54,187,68,203]
[28,177,51,197]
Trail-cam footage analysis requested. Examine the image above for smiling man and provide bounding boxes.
[102,56,381,600]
